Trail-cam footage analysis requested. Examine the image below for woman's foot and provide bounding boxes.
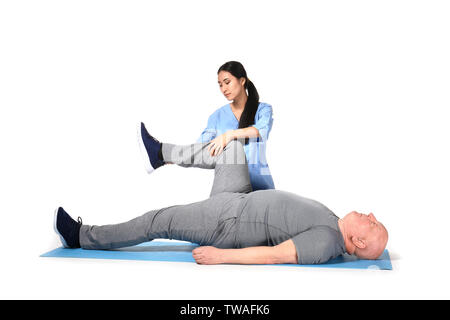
[137,122,165,174]
[53,207,82,248]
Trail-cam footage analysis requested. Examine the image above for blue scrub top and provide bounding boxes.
[196,102,275,191]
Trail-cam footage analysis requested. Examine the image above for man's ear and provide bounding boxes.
[351,236,366,249]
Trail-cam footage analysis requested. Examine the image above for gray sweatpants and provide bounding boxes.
[79,140,254,249]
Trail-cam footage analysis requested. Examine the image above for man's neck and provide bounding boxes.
[338,219,355,255]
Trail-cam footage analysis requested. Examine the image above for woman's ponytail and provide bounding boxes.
[240,78,259,129]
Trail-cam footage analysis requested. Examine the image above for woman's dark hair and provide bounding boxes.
[218,61,260,143]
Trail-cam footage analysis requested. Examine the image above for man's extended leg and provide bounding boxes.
[57,189,243,250]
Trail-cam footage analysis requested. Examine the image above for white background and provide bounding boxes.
[1,0,449,299]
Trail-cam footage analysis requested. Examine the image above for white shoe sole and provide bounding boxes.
[53,207,69,248]
[136,123,155,174]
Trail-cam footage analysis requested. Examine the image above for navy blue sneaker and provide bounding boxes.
[137,122,165,174]
[53,207,82,248]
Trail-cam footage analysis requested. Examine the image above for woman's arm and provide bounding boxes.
[228,127,260,140]
[192,240,298,265]
[207,127,260,156]
[207,104,273,156]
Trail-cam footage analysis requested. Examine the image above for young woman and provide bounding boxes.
[197,61,275,191]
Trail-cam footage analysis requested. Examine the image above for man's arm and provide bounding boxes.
[192,240,298,265]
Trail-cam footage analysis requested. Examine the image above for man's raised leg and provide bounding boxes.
[138,121,252,196]
[161,139,252,197]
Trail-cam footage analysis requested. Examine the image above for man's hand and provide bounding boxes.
[207,131,234,157]
[192,246,224,265]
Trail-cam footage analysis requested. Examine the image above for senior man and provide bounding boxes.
[53,123,388,265]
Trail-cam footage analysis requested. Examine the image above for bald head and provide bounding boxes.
[355,222,388,259]
[340,211,388,260]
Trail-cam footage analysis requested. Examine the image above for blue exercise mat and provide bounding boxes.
[41,240,392,270]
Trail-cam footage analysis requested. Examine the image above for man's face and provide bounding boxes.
[346,211,382,238]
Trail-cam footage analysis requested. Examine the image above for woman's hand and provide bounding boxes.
[207,131,234,156]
